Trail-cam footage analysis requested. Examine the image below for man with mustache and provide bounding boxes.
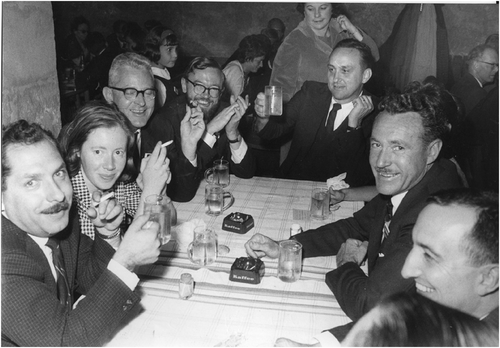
[252,39,377,185]
[1,120,161,346]
[142,57,255,184]
[245,82,463,346]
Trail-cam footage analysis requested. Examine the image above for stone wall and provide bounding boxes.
[2,2,61,135]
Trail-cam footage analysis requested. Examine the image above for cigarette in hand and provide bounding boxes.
[93,191,115,207]
[161,140,173,148]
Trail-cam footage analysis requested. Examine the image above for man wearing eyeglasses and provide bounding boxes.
[142,56,255,188]
[451,44,499,115]
[103,52,201,202]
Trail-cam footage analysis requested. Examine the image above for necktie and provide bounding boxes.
[325,103,342,133]
[133,130,141,170]
[46,238,72,308]
[381,198,393,243]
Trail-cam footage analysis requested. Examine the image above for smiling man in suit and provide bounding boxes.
[253,39,377,186]
[1,120,161,346]
[245,82,464,346]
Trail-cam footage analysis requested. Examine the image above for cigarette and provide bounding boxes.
[93,192,115,207]
[161,140,173,148]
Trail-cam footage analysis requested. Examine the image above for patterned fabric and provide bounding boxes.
[71,170,142,239]
[381,198,393,243]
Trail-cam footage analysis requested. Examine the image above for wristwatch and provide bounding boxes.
[228,135,242,143]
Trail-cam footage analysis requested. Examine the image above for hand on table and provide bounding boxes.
[336,238,368,267]
[275,337,321,347]
[244,233,280,259]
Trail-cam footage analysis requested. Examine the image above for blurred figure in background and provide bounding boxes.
[64,16,91,71]
[122,22,146,54]
[142,26,181,109]
[107,19,127,56]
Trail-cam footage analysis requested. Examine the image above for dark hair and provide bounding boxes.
[296,3,349,19]
[428,188,499,266]
[86,31,106,56]
[2,120,60,191]
[183,57,225,87]
[123,22,146,53]
[349,292,498,346]
[142,26,178,63]
[332,38,375,70]
[485,33,499,52]
[378,81,451,146]
[144,19,162,32]
[235,34,269,64]
[58,101,136,182]
[70,16,89,32]
[112,20,127,35]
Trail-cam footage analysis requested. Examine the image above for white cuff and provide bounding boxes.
[107,259,139,291]
[314,331,341,347]
[230,138,248,164]
[202,132,217,148]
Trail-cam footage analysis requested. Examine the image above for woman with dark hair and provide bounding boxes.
[58,101,171,239]
[271,3,379,103]
[142,25,180,109]
[342,292,499,347]
[65,16,91,70]
[222,34,269,100]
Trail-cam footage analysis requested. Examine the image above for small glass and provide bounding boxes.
[179,273,194,299]
[310,188,330,220]
[264,86,283,116]
[205,159,230,188]
[144,194,171,244]
[188,227,218,266]
[204,184,234,216]
[278,240,302,282]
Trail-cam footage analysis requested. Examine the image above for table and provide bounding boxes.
[106,176,364,347]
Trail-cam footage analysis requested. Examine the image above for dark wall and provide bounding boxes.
[52,2,498,60]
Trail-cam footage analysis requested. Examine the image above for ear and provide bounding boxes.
[103,86,114,104]
[181,77,187,94]
[477,264,499,296]
[426,139,442,165]
[361,68,372,84]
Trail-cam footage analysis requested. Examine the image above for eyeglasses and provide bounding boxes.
[185,78,221,98]
[478,60,499,68]
[108,86,156,101]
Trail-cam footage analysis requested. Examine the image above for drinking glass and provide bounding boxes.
[204,159,230,187]
[264,86,283,116]
[310,188,330,220]
[187,227,218,266]
[144,194,171,244]
[204,184,234,216]
[278,240,302,282]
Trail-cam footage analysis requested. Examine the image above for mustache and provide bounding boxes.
[41,201,70,214]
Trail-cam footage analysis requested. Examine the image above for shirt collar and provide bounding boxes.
[391,191,408,215]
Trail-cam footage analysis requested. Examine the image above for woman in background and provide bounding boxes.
[142,26,180,109]
[58,101,170,239]
[222,34,269,100]
[271,3,379,103]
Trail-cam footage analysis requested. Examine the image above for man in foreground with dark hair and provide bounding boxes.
[245,81,463,346]
[1,120,161,346]
[402,188,498,328]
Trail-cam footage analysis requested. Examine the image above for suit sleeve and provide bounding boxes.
[1,232,140,347]
[325,221,415,322]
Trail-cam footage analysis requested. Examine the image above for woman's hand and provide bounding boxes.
[138,141,171,195]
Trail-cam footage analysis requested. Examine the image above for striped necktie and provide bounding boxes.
[381,198,393,243]
[46,238,72,309]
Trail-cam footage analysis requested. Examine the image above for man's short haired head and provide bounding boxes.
[402,188,499,318]
[103,52,155,130]
[327,39,373,103]
[467,44,499,85]
[370,82,449,196]
[2,120,73,237]
[267,18,286,41]
[181,57,225,121]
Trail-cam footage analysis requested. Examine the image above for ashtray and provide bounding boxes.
[222,212,254,234]
[229,257,265,284]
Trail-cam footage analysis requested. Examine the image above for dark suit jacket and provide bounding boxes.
[1,209,140,346]
[143,94,255,182]
[293,158,462,339]
[451,72,487,115]
[258,81,378,186]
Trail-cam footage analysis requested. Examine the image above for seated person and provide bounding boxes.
[341,292,498,347]
[253,39,378,185]
[2,120,161,346]
[222,34,269,100]
[246,81,463,345]
[142,57,255,185]
[58,101,171,239]
[141,26,180,109]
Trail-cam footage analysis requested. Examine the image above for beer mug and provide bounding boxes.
[205,184,234,216]
[187,227,218,266]
[264,86,283,116]
[205,159,230,187]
